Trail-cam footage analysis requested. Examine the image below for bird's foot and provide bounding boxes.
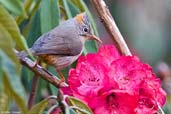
[56,69,66,87]
[32,59,40,68]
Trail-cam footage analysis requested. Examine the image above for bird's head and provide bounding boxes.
[75,13,102,44]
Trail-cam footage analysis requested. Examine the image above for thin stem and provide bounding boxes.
[47,105,58,114]
[157,104,165,114]
[28,75,39,109]
[47,95,58,100]
[57,89,66,114]
[92,0,132,56]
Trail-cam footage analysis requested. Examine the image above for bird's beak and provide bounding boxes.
[86,34,102,44]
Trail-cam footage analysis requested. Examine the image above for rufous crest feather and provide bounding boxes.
[75,12,86,24]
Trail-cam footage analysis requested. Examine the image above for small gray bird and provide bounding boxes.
[28,13,101,83]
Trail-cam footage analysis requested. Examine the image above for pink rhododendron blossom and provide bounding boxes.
[62,45,166,114]
[91,90,138,114]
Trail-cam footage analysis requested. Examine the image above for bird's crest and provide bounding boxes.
[75,12,89,25]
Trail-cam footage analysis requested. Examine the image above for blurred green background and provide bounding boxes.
[0,0,170,113]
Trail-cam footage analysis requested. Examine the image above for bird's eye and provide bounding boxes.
[83,27,89,33]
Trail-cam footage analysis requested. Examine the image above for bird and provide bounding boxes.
[26,13,102,85]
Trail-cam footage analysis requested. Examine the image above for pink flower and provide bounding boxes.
[91,90,138,114]
[62,45,166,114]
[135,78,166,114]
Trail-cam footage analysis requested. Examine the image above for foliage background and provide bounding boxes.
[0,0,170,113]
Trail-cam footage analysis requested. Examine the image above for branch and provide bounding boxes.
[92,0,132,56]
[14,50,68,88]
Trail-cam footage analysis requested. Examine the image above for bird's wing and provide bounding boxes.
[31,29,82,56]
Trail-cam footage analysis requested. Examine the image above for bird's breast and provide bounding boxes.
[39,53,81,70]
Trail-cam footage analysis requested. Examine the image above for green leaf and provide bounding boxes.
[61,67,70,79]
[0,92,9,112]
[49,84,58,95]
[0,49,26,99]
[62,0,72,18]
[163,96,171,114]
[47,66,59,95]
[21,66,34,91]
[0,24,21,73]
[21,0,41,36]
[70,109,77,114]
[71,0,84,12]
[0,5,28,50]
[51,0,60,28]
[0,0,26,16]
[35,78,48,103]
[40,0,60,34]
[3,74,28,113]
[0,57,2,83]
[68,96,93,114]
[0,70,2,95]
[84,41,98,53]
[66,107,71,114]
[27,98,48,114]
[67,0,80,17]
[27,10,41,47]
[16,0,34,25]
[0,47,27,113]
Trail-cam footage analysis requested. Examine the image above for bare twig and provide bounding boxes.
[14,50,68,88]
[92,0,132,56]
[28,74,39,109]
[157,104,165,114]
[47,105,59,114]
